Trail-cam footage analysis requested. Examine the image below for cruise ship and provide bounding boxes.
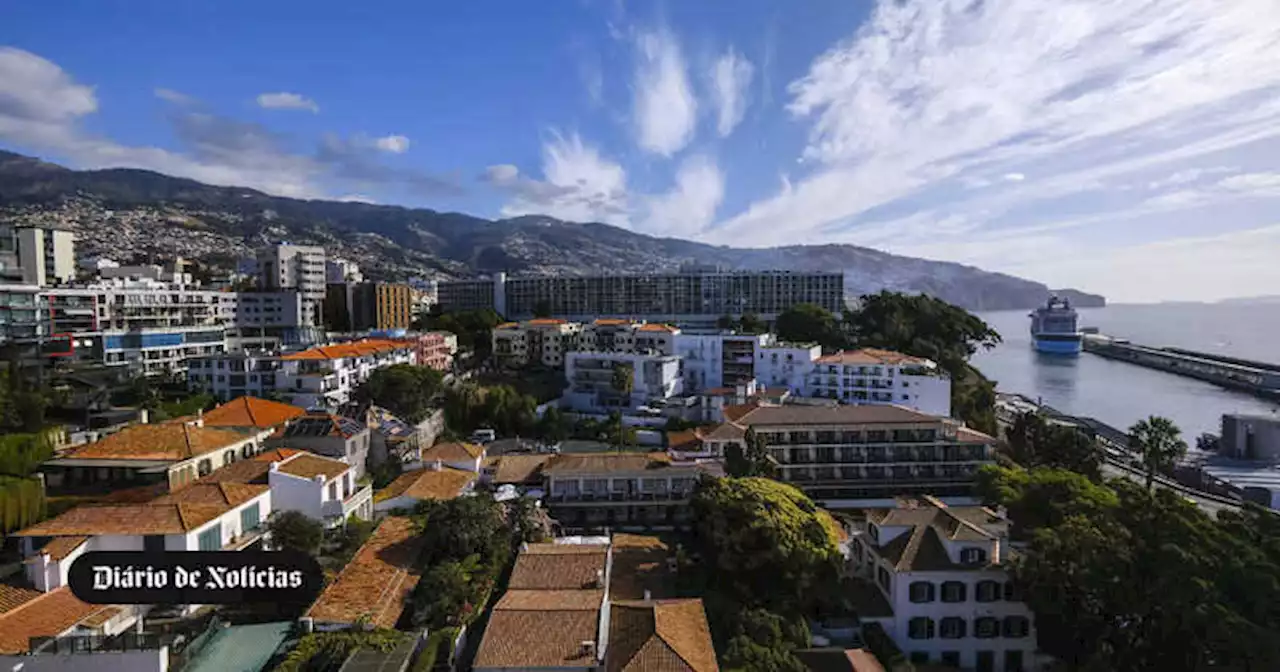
[1029,296,1083,355]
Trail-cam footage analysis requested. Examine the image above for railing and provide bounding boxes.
[31,631,174,655]
[547,490,691,503]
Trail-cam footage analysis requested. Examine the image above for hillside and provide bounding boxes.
[0,150,1103,311]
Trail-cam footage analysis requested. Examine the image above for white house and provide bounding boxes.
[16,482,272,593]
[848,497,1045,672]
[373,464,478,513]
[267,452,373,528]
[802,349,952,417]
[420,441,486,472]
[564,350,683,414]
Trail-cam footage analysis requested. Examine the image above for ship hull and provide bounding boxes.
[1032,334,1083,355]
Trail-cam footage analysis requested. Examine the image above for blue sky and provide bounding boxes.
[3,0,1279,302]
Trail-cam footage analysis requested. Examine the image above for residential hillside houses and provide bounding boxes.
[373,464,478,513]
[847,497,1044,672]
[303,516,425,630]
[271,413,373,478]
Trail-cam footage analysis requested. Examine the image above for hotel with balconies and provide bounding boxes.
[540,453,723,531]
[699,404,996,506]
[802,349,952,417]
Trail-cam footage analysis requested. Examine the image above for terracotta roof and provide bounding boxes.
[701,423,746,442]
[422,441,484,462]
[375,467,476,503]
[636,323,679,333]
[253,447,305,462]
[153,482,269,508]
[496,589,604,611]
[274,453,350,482]
[814,348,930,366]
[509,544,609,591]
[607,599,719,672]
[281,339,411,361]
[846,649,887,672]
[527,318,568,326]
[25,536,89,563]
[305,516,424,628]
[474,609,600,669]
[65,422,249,461]
[703,387,735,396]
[609,535,673,601]
[0,583,44,615]
[593,318,632,326]
[495,322,520,330]
[13,502,232,536]
[541,453,676,476]
[490,454,554,484]
[732,404,937,427]
[721,401,761,424]
[0,587,112,654]
[956,426,997,444]
[202,396,306,429]
[195,459,273,484]
[667,430,702,452]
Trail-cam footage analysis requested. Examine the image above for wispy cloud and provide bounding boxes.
[154,88,195,105]
[632,28,697,157]
[710,48,754,137]
[374,134,410,154]
[706,0,1280,299]
[489,131,630,225]
[255,91,319,113]
[643,154,725,237]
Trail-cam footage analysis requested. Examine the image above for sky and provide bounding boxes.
[2,0,1279,303]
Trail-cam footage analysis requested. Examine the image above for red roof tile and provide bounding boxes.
[202,396,306,429]
[0,587,111,654]
[305,516,424,628]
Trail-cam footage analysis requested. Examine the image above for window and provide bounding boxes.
[877,567,891,592]
[940,617,966,639]
[1005,650,1025,672]
[328,482,338,500]
[1003,616,1031,638]
[909,652,929,664]
[975,617,1000,639]
[223,451,235,466]
[909,581,935,603]
[1004,581,1024,602]
[975,651,995,672]
[941,581,967,602]
[960,547,988,564]
[197,459,213,477]
[240,503,261,532]
[144,535,165,553]
[941,651,961,667]
[197,524,222,551]
[907,617,935,640]
[976,580,1001,602]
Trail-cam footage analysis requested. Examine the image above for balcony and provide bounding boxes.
[323,483,373,521]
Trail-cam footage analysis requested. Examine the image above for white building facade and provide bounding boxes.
[802,349,952,417]
[564,350,684,414]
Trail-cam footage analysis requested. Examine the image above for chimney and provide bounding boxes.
[430,459,443,471]
[138,408,149,424]
[594,569,604,588]
[580,641,596,659]
[643,589,651,601]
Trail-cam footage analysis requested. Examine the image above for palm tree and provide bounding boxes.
[1128,415,1188,491]
[609,363,634,450]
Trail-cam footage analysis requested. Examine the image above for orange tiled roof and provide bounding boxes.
[202,396,306,429]
[305,516,424,628]
[636,323,678,333]
[475,609,600,669]
[375,467,475,503]
[527,318,568,326]
[721,401,761,424]
[274,453,350,482]
[422,441,484,462]
[65,422,249,462]
[489,454,554,485]
[607,599,719,672]
[13,502,232,537]
[609,535,673,601]
[0,587,113,654]
[31,536,89,562]
[153,482,269,508]
[253,447,305,462]
[280,339,411,361]
[814,348,929,366]
[509,544,609,591]
[0,583,44,615]
[592,318,631,326]
[194,459,274,484]
[495,322,520,329]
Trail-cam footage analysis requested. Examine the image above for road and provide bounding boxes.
[1101,456,1243,518]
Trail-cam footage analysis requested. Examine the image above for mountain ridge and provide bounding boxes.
[0,149,1104,311]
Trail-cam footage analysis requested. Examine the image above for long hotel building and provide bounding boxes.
[438,269,845,325]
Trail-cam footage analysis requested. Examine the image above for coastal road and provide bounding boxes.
[1101,456,1243,518]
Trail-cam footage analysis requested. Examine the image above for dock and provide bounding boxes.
[1082,335,1280,400]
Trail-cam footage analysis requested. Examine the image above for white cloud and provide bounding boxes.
[632,28,697,156]
[643,154,725,237]
[154,88,195,105]
[374,134,410,153]
[494,132,630,226]
[337,194,377,204]
[706,0,1280,300]
[710,48,754,137]
[0,46,96,124]
[255,91,319,113]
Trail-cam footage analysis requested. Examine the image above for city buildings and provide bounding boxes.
[700,404,996,505]
[847,497,1042,671]
[563,350,684,414]
[440,268,845,326]
[0,224,76,286]
[272,413,373,478]
[256,243,326,323]
[324,281,414,332]
[267,452,373,527]
[541,452,721,530]
[492,318,583,368]
[399,331,455,371]
[805,349,952,417]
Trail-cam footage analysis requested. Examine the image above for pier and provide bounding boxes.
[1083,335,1280,400]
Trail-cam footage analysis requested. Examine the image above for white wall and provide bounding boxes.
[176,492,272,550]
[268,470,327,521]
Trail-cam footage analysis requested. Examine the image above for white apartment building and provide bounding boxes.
[9,225,76,287]
[754,340,822,392]
[804,349,952,417]
[257,244,326,327]
[189,338,418,410]
[541,452,720,530]
[848,497,1044,672]
[564,350,684,414]
[268,452,372,527]
[492,318,584,368]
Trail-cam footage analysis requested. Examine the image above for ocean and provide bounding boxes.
[972,303,1280,438]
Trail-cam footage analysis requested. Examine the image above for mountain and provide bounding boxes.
[0,150,1104,311]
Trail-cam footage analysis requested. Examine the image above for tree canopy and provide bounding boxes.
[443,383,537,436]
[1003,411,1105,480]
[268,511,325,555]
[775,303,843,350]
[415,308,502,359]
[1128,415,1187,490]
[725,428,777,478]
[845,291,1001,377]
[353,363,444,423]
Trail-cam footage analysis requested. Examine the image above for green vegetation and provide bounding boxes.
[328,516,377,567]
[1128,415,1188,490]
[689,477,842,670]
[443,383,538,437]
[407,495,512,629]
[1003,411,1105,480]
[267,511,325,555]
[271,629,409,672]
[414,308,502,360]
[716,313,767,334]
[981,464,1280,670]
[409,627,458,672]
[0,475,46,536]
[353,364,444,423]
[775,303,842,350]
[0,366,50,432]
[725,428,777,478]
[535,406,571,443]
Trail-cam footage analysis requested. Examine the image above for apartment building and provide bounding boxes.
[492,318,583,368]
[756,340,824,392]
[272,413,373,478]
[542,452,720,530]
[701,404,996,505]
[564,350,683,413]
[0,224,76,287]
[256,244,326,327]
[848,498,1043,671]
[440,269,845,325]
[805,349,952,417]
[324,281,414,332]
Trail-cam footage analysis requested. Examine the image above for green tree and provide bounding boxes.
[738,313,766,334]
[725,428,777,478]
[268,510,325,554]
[536,406,570,443]
[610,363,634,448]
[414,495,510,567]
[0,429,56,477]
[1127,415,1187,491]
[354,364,444,423]
[1003,411,1104,480]
[690,477,842,614]
[532,300,553,318]
[415,308,502,360]
[844,291,1001,375]
[774,304,842,350]
[976,465,1118,540]
[410,554,489,629]
[718,607,810,672]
